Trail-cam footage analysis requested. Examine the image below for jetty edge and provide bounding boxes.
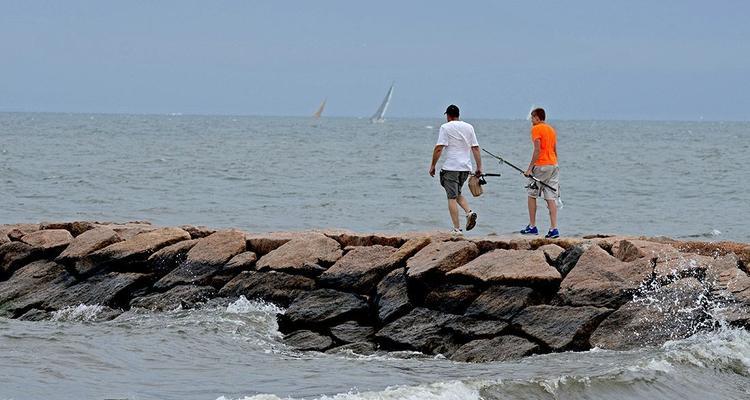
[2,221,749,362]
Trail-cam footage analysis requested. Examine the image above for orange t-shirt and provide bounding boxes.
[530,123,558,166]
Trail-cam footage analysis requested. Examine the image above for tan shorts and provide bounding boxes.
[527,165,559,200]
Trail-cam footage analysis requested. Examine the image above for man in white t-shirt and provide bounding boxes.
[429,104,482,234]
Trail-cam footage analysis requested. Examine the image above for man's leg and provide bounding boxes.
[527,196,537,227]
[546,199,557,229]
[456,195,471,214]
[448,199,460,229]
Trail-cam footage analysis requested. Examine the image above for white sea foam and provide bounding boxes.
[50,304,108,322]
[226,295,285,315]
[217,380,482,400]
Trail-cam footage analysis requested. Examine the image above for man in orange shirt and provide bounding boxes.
[520,107,560,238]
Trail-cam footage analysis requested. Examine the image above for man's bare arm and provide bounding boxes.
[471,146,482,176]
[429,145,444,177]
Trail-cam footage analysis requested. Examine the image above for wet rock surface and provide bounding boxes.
[1,221,748,362]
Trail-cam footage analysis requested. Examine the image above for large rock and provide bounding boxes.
[0,260,73,317]
[145,239,200,274]
[613,239,679,263]
[40,221,97,237]
[0,223,40,241]
[447,249,561,286]
[179,225,216,239]
[46,272,150,310]
[326,232,405,248]
[153,230,246,289]
[701,254,750,327]
[20,229,73,252]
[423,283,481,314]
[329,321,375,344]
[284,330,334,351]
[244,232,298,255]
[538,244,565,264]
[451,335,540,363]
[91,227,191,264]
[406,240,479,280]
[443,316,509,340]
[653,253,713,281]
[555,243,590,277]
[256,234,343,275]
[56,227,122,264]
[558,245,653,308]
[279,289,369,329]
[374,269,412,324]
[591,278,709,350]
[130,285,216,311]
[0,242,44,279]
[319,245,399,293]
[223,251,257,271]
[325,341,378,355]
[513,305,612,351]
[464,286,542,320]
[375,307,469,355]
[219,270,316,307]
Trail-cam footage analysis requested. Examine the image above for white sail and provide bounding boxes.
[370,83,394,123]
[312,98,326,118]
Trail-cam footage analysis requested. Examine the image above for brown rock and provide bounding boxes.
[244,232,298,255]
[464,286,542,320]
[590,278,709,350]
[106,222,158,240]
[447,249,561,285]
[56,227,122,263]
[558,245,653,308]
[513,305,612,351]
[91,227,191,264]
[40,221,97,236]
[326,232,405,248]
[0,233,9,245]
[0,223,41,241]
[145,239,200,273]
[319,245,399,293]
[0,242,44,278]
[451,335,540,362]
[20,229,73,251]
[256,233,343,275]
[179,225,217,239]
[653,253,713,281]
[538,244,565,264]
[406,240,479,280]
[224,251,257,271]
[153,230,246,289]
[219,270,316,307]
[613,239,679,262]
[390,237,431,265]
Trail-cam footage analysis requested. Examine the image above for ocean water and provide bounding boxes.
[2,113,750,400]
[1,112,748,241]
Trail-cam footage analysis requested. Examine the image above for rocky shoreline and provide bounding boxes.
[2,221,749,362]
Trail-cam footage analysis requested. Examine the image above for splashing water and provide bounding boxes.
[50,304,108,322]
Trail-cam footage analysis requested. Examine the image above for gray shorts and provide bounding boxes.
[440,170,470,199]
[527,165,560,200]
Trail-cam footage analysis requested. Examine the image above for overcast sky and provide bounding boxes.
[1,1,748,120]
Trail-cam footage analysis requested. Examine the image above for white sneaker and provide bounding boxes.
[465,211,477,231]
[451,228,464,236]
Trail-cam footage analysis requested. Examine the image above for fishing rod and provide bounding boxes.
[481,148,557,193]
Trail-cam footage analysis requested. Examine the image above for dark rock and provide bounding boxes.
[590,277,710,350]
[20,229,73,252]
[91,227,191,264]
[280,289,369,329]
[464,286,541,320]
[374,269,413,324]
[130,285,216,311]
[558,245,653,308]
[319,245,399,294]
[444,316,509,340]
[375,307,460,355]
[329,321,375,343]
[17,308,51,321]
[447,249,561,286]
[153,230,246,289]
[451,335,540,362]
[224,251,257,271]
[46,272,150,310]
[423,283,480,314]
[145,239,199,275]
[219,270,316,307]
[513,305,613,351]
[0,260,73,317]
[284,330,334,351]
[256,233,343,275]
[56,227,122,264]
[406,240,479,280]
[325,341,378,355]
[0,242,44,279]
[555,243,589,277]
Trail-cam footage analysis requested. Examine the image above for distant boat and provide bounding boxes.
[312,98,326,118]
[370,83,394,123]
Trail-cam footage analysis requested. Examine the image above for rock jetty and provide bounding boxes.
[2,221,749,362]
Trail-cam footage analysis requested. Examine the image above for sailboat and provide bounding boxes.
[369,83,394,123]
[312,98,326,118]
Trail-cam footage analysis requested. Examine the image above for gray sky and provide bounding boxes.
[1,1,748,120]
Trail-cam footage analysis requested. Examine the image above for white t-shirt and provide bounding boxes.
[436,120,479,172]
